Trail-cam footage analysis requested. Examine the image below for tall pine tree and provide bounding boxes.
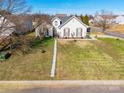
[80,15,89,26]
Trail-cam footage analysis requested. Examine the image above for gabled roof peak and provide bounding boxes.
[52,15,89,29]
[58,16,89,28]
[51,16,61,21]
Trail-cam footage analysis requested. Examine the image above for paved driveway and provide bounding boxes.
[1,85,124,93]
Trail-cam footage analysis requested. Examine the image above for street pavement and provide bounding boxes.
[91,27,124,39]
[0,85,124,93]
[105,31,124,39]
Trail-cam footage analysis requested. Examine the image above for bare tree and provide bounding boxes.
[0,0,31,51]
[0,0,31,14]
[94,10,114,32]
[32,13,50,28]
[31,13,51,39]
[0,0,31,34]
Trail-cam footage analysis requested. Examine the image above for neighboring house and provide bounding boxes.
[45,24,53,37]
[52,16,90,38]
[23,18,33,31]
[0,28,15,37]
[113,15,124,24]
[35,22,53,38]
[0,15,15,37]
[89,19,94,25]
[94,15,114,24]
[55,14,67,17]
[13,15,33,35]
[0,15,33,37]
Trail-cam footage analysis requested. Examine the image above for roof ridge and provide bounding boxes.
[58,16,89,29]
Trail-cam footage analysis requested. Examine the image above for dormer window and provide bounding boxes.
[55,21,58,26]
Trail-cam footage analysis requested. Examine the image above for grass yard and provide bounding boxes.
[91,31,105,35]
[56,38,124,80]
[0,33,54,80]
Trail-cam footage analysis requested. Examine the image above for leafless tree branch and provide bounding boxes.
[94,10,114,31]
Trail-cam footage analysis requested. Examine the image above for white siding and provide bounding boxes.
[114,16,124,24]
[58,18,87,38]
[52,18,61,28]
[35,24,53,37]
[0,16,16,37]
[47,27,53,37]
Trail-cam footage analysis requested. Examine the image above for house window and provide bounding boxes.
[64,28,70,37]
[45,29,49,36]
[87,28,91,32]
[54,21,58,26]
[60,21,62,25]
[76,28,82,37]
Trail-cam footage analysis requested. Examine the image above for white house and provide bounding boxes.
[0,15,16,37]
[35,22,53,38]
[13,15,33,35]
[52,16,90,38]
[114,15,124,24]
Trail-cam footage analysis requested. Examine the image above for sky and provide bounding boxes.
[27,0,124,15]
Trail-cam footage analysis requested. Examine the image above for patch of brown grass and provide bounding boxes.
[108,24,124,34]
[75,41,93,48]
[56,38,124,80]
[91,31,105,35]
[58,40,70,45]
[0,33,54,80]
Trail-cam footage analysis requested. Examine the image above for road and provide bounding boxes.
[91,26,124,39]
[105,31,124,39]
[1,85,124,93]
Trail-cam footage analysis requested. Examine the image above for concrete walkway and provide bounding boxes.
[50,39,57,78]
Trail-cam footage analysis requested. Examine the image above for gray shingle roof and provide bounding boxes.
[56,16,83,26]
[52,15,89,28]
[57,16,71,24]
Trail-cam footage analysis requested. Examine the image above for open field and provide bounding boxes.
[0,33,54,80]
[108,25,124,34]
[91,31,105,35]
[56,38,124,80]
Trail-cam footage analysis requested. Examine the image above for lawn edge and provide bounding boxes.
[0,80,124,87]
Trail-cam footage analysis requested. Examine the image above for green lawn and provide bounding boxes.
[56,38,124,80]
[1,35,124,80]
[0,34,54,80]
